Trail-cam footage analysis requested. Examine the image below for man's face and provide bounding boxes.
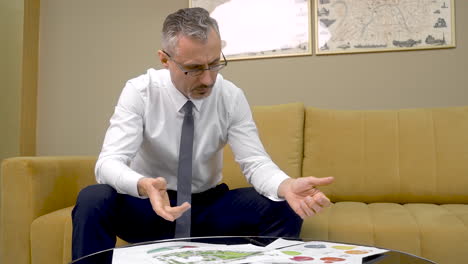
[159,28,223,100]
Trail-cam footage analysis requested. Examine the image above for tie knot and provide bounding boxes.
[183,101,193,116]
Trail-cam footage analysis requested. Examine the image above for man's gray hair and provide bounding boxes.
[162,7,220,54]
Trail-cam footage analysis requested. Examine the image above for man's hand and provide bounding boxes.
[137,177,191,222]
[278,176,334,219]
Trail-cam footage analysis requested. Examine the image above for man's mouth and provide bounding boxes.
[194,86,211,93]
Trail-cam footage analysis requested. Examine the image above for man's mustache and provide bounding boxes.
[194,85,213,90]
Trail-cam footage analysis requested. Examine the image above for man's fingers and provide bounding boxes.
[303,196,325,215]
[310,201,323,214]
[295,203,307,219]
[304,176,334,188]
[299,200,315,218]
[154,202,191,222]
[157,209,176,222]
[180,201,191,211]
[153,202,176,221]
[147,180,192,222]
[296,194,333,219]
[148,183,178,222]
[150,193,175,221]
[314,192,332,207]
[165,202,191,219]
[165,202,191,215]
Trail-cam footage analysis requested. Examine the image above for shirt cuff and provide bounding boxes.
[265,172,290,201]
[120,169,146,198]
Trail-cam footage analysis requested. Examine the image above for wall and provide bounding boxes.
[0,0,23,162]
[1,0,38,162]
[37,0,468,156]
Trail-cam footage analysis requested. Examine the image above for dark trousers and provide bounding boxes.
[71,183,302,263]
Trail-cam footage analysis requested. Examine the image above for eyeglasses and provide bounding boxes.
[162,50,227,77]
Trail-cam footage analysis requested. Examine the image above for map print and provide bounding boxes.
[152,249,262,263]
[316,0,455,54]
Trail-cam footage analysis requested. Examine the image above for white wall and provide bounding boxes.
[37,0,468,156]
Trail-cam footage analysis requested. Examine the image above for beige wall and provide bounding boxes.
[1,0,38,162]
[37,0,468,156]
[1,0,23,162]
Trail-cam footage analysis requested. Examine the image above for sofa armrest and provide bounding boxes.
[0,156,97,264]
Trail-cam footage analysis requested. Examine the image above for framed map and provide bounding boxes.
[315,0,456,54]
[190,0,312,60]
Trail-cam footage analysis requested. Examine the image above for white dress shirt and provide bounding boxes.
[95,68,289,201]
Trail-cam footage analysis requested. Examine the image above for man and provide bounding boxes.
[72,7,334,263]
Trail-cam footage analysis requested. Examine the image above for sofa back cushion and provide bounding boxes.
[222,103,304,189]
[303,106,468,204]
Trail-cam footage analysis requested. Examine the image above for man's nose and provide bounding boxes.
[199,70,216,86]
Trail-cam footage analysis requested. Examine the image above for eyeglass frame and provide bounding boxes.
[161,50,227,77]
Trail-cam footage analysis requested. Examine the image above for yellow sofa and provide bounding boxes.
[1,103,468,264]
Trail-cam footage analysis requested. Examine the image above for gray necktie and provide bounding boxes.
[175,101,194,238]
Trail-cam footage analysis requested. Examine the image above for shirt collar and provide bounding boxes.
[166,79,204,114]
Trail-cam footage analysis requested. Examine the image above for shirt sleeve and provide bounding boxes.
[94,81,146,198]
[227,90,290,201]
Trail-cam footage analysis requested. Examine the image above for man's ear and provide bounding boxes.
[157,50,169,68]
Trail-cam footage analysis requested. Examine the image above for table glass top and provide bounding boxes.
[70,236,435,264]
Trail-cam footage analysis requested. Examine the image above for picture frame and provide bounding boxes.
[314,0,456,55]
[190,0,313,60]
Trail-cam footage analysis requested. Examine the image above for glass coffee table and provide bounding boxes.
[70,236,436,264]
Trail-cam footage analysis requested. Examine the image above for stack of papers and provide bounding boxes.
[113,238,388,264]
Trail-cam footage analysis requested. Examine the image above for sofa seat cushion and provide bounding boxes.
[301,202,468,264]
[31,207,74,264]
[31,206,129,264]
